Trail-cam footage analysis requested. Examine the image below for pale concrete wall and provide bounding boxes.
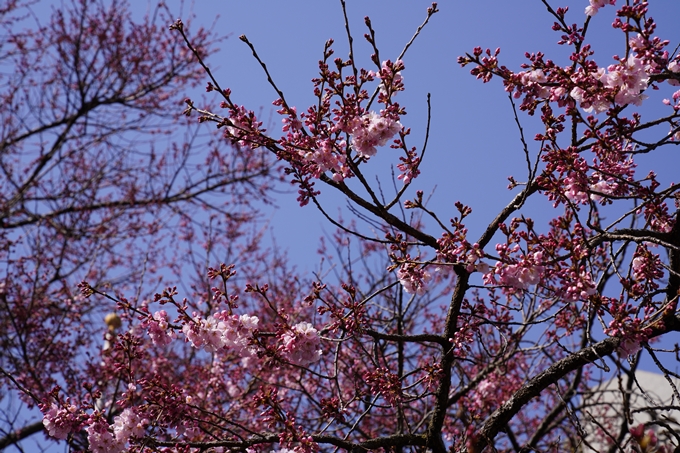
[582,370,680,452]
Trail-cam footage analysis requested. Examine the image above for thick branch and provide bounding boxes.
[665,211,680,302]
[472,315,680,452]
[150,433,427,451]
[0,420,45,450]
[363,329,447,346]
[425,272,470,453]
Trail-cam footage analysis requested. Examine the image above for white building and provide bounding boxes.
[582,369,680,452]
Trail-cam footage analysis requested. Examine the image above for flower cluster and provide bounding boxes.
[303,138,350,181]
[397,263,432,295]
[363,367,403,406]
[631,249,663,283]
[472,378,495,410]
[585,0,616,16]
[396,147,421,184]
[269,56,406,194]
[560,267,597,302]
[112,408,148,444]
[466,371,523,415]
[571,55,649,113]
[144,310,175,347]
[518,69,550,99]
[605,55,650,106]
[86,416,119,453]
[182,311,259,358]
[604,295,649,342]
[464,243,490,274]
[642,198,675,233]
[667,59,680,86]
[42,403,81,440]
[562,173,590,205]
[485,249,545,291]
[588,175,618,203]
[280,322,322,367]
[85,409,149,453]
[630,246,665,298]
[348,112,401,158]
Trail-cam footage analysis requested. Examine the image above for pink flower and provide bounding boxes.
[349,112,401,158]
[112,408,148,445]
[42,404,80,440]
[490,250,546,291]
[589,178,616,202]
[585,0,616,16]
[628,34,646,52]
[86,416,124,453]
[464,243,486,273]
[619,337,641,356]
[377,59,405,97]
[569,57,650,113]
[476,379,494,400]
[563,270,597,302]
[603,55,649,107]
[570,84,610,114]
[631,256,646,279]
[519,69,550,98]
[223,105,265,148]
[280,322,322,367]
[668,60,680,86]
[496,264,541,290]
[146,310,174,346]
[182,311,259,358]
[303,138,349,180]
[397,264,432,295]
[563,175,590,204]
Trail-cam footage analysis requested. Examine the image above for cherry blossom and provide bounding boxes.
[109,408,149,450]
[182,311,260,358]
[145,310,175,347]
[603,55,650,106]
[280,322,323,367]
[41,404,81,441]
[86,415,123,453]
[397,263,433,295]
[668,60,680,86]
[585,0,616,16]
[349,111,402,158]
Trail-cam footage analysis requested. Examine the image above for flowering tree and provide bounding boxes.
[3,0,680,452]
[0,0,273,449]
